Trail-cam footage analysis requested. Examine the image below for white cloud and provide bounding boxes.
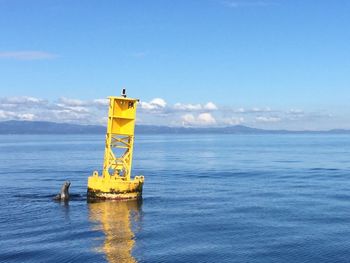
[7,96,44,104]
[58,97,86,107]
[0,51,58,60]
[236,108,246,113]
[181,113,196,125]
[17,113,36,121]
[232,107,271,113]
[181,112,216,126]
[0,110,36,121]
[198,113,216,125]
[203,102,218,110]
[139,98,167,111]
[173,102,217,111]
[174,103,202,111]
[54,97,91,118]
[0,96,47,109]
[61,106,89,113]
[0,96,99,123]
[288,109,304,115]
[255,116,281,123]
[93,98,109,107]
[244,107,271,113]
[150,98,166,108]
[51,110,88,122]
[223,117,244,125]
[0,110,15,119]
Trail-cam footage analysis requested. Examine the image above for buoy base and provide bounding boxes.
[87,171,144,201]
[87,189,142,200]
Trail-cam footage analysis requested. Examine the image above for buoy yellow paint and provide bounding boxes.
[87,89,144,200]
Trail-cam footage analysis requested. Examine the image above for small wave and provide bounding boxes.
[326,194,350,201]
[310,168,340,171]
[13,193,86,201]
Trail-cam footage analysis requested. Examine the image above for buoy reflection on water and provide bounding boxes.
[88,200,142,263]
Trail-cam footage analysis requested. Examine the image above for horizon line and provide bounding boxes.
[0,119,349,133]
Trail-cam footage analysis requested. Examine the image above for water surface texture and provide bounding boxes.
[1,134,350,263]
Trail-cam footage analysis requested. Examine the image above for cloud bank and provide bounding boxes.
[0,96,334,130]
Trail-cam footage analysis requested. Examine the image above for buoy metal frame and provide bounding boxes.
[87,92,144,200]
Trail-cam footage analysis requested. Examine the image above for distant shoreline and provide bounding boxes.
[0,120,349,135]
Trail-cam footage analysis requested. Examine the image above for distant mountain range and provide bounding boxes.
[0,120,349,134]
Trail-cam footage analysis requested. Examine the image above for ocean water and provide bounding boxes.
[1,134,350,263]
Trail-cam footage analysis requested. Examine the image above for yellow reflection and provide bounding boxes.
[88,200,142,263]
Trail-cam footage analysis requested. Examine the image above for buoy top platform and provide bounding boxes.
[87,89,144,200]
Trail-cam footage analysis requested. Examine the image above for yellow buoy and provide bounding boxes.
[87,89,144,200]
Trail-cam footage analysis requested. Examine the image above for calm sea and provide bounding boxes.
[1,134,350,263]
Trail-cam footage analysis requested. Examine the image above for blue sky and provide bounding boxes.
[0,0,349,130]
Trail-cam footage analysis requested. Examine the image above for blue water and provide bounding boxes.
[1,134,350,263]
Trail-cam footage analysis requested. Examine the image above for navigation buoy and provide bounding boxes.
[87,90,144,200]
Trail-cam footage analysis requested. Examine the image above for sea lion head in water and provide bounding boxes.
[54,181,71,201]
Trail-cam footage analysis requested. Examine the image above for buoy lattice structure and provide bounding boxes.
[87,92,144,200]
